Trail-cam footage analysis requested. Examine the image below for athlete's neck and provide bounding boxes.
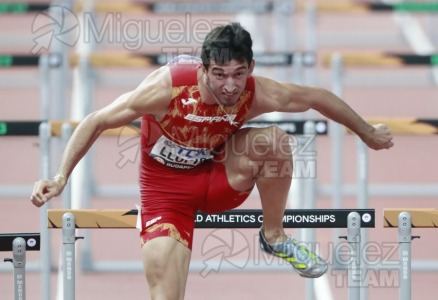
[197,69,237,126]
[197,69,217,106]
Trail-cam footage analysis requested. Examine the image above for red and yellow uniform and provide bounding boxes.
[139,56,255,249]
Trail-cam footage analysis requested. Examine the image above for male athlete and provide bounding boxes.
[31,23,394,299]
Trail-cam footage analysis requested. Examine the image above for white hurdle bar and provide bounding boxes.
[0,233,41,300]
[48,208,375,300]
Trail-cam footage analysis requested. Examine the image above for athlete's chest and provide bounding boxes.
[158,85,253,149]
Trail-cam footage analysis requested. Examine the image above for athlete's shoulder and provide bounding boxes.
[166,55,201,87]
[166,55,202,66]
[137,64,172,90]
[254,75,288,96]
[128,66,172,116]
[248,75,285,116]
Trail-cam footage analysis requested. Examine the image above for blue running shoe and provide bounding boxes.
[259,229,328,278]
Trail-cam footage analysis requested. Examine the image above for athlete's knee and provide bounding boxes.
[252,126,292,160]
[142,241,169,282]
[142,238,190,300]
[251,127,294,178]
[221,126,293,180]
[142,237,190,279]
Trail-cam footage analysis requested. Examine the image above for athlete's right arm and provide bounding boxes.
[31,66,172,207]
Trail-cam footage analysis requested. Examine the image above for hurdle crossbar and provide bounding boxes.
[5,118,438,137]
[0,53,62,69]
[0,3,49,14]
[0,233,40,252]
[350,118,438,135]
[0,121,42,136]
[0,120,329,137]
[305,2,438,13]
[50,119,328,136]
[69,52,315,68]
[3,1,437,15]
[0,55,39,67]
[0,52,314,69]
[243,120,328,135]
[322,53,438,68]
[0,120,140,137]
[384,208,438,228]
[75,1,293,14]
[0,1,293,15]
[53,210,370,300]
[48,120,141,137]
[47,209,375,229]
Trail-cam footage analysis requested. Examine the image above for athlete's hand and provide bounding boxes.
[362,124,394,150]
[31,175,66,207]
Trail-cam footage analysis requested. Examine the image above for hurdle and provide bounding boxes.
[1,233,41,300]
[0,1,294,14]
[48,208,374,300]
[382,209,438,300]
[75,1,294,14]
[0,3,50,13]
[0,119,329,139]
[322,52,438,68]
[67,51,317,68]
[302,2,438,13]
[4,1,437,15]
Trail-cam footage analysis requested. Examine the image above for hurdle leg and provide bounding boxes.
[302,121,317,300]
[356,137,369,300]
[347,212,361,300]
[12,237,26,300]
[62,213,77,300]
[398,212,414,300]
[39,121,52,300]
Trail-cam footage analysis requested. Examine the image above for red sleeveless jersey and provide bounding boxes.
[141,58,255,169]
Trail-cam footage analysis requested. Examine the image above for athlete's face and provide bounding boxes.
[204,59,254,106]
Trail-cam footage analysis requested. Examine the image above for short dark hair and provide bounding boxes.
[201,23,253,69]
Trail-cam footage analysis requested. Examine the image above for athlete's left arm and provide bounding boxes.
[253,76,394,150]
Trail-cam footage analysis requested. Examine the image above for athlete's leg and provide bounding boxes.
[222,126,327,278]
[142,237,191,300]
[222,126,293,244]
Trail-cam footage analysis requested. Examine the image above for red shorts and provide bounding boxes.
[139,156,253,249]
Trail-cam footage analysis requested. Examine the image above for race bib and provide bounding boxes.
[150,135,213,169]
